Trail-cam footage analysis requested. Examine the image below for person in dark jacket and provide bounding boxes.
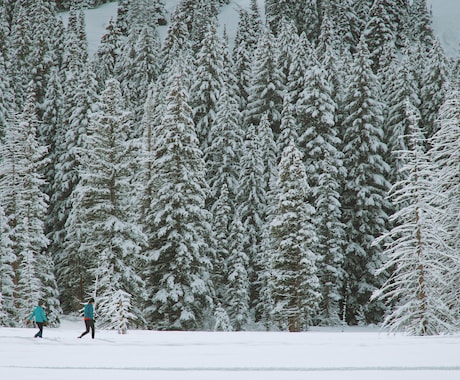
[78,298,95,339]
[27,302,48,338]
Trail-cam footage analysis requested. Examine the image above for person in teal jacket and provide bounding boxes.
[28,302,48,338]
[78,298,95,339]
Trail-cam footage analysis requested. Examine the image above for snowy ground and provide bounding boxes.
[1,316,460,380]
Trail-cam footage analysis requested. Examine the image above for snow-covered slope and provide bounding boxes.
[73,1,460,58]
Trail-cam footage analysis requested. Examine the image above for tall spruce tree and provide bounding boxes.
[0,204,15,326]
[211,184,231,304]
[190,17,225,152]
[236,124,267,316]
[382,54,421,185]
[341,37,391,325]
[0,48,14,140]
[66,79,147,330]
[52,65,99,313]
[270,141,320,332]
[362,0,396,74]
[116,24,161,135]
[419,40,450,140]
[225,209,251,331]
[92,18,123,90]
[0,85,60,324]
[205,86,243,208]
[144,68,215,330]
[232,7,259,115]
[246,29,284,135]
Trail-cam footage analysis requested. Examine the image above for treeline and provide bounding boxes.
[0,0,458,335]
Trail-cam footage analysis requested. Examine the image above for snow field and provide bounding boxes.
[1,317,460,380]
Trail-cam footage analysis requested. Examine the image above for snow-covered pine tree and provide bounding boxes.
[0,5,9,52]
[247,0,263,46]
[27,1,58,110]
[140,80,166,220]
[6,3,33,105]
[93,250,138,334]
[213,302,232,332]
[265,0,298,35]
[205,86,243,209]
[382,53,421,186]
[116,0,129,35]
[295,50,346,325]
[190,17,224,152]
[0,204,15,326]
[49,16,66,72]
[116,24,160,136]
[0,84,59,324]
[63,9,88,72]
[270,141,320,332]
[258,112,279,201]
[314,149,347,326]
[315,10,335,59]
[254,226,275,330]
[144,67,215,330]
[225,209,250,331]
[67,78,147,331]
[245,28,284,135]
[41,67,64,251]
[232,7,259,115]
[159,8,193,74]
[211,184,231,304]
[419,40,450,140]
[92,18,122,90]
[296,51,339,191]
[276,19,299,90]
[126,0,165,31]
[323,0,361,54]
[173,0,210,51]
[277,95,299,155]
[52,65,99,313]
[286,32,314,118]
[236,123,267,317]
[362,0,396,74]
[372,102,455,335]
[0,51,16,327]
[428,89,460,323]
[0,48,14,140]
[298,0,321,42]
[341,37,391,325]
[409,0,436,49]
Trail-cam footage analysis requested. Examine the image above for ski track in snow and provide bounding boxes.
[3,364,460,372]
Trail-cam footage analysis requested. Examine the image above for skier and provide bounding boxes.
[27,301,48,338]
[78,298,95,339]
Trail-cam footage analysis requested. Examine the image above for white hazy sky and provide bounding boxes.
[428,0,460,56]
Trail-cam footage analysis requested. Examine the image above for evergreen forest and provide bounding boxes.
[0,0,458,335]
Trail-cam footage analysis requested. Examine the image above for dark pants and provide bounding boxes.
[80,319,95,339]
[35,322,44,338]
